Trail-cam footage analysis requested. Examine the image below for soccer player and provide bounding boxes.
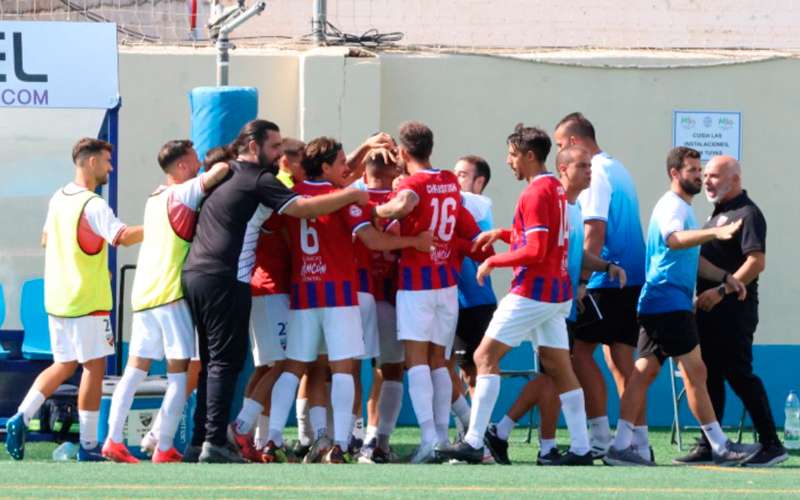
[5,138,143,461]
[263,137,432,464]
[449,155,497,433]
[101,140,229,464]
[181,120,375,463]
[482,146,627,465]
[435,125,592,466]
[553,112,648,459]
[227,142,303,462]
[374,122,483,463]
[603,146,761,466]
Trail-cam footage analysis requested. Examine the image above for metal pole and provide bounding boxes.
[216,35,230,86]
[312,0,326,45]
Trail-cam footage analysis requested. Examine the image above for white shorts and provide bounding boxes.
[250,294,289,366]
[49,315,115,364]
[376,301,403,365]
[485,294,572,350]
[358,292,380,360]
[287,306,364,362]
[396,286,458,348]
[130,300,195,361]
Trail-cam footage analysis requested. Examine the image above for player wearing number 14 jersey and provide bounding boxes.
[375,122,483,463]
[265,137,432,464]
[436,125,593,466]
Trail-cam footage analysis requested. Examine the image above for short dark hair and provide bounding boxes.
[507,124,552,164]
[555,112,596,141]
[231,119,280,155]
[157,140,194,171]
[302,137,343,179]
[666,146,701,176]
[203,146,233,170]
[459,155,491,189]
[282,137,305,159]
[556,145,590,168]
[398,121,434,161]
[72,138,112,164]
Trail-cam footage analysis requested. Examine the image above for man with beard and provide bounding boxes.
[604,147,760,466]
[674,155,788,467]
[181,120,385,463]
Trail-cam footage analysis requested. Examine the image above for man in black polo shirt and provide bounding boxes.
[181,119,376,463]
[675,155,788,467]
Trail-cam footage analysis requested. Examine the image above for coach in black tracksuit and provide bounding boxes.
[676,155,787,467]
[181,120,369,463]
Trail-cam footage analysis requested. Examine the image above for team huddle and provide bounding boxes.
[4,111,787,468]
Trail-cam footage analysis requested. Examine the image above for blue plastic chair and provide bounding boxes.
[20,278,53,360]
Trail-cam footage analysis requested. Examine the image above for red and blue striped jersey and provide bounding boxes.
[353,189,396,297]
[394,169,481,291]
[286,180,371,309]
[508,173,572,303]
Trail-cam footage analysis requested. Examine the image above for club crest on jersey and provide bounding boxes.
[349,205,363,217]
[716,215,729,226]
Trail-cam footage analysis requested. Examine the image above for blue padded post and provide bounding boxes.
[189,87,259,164]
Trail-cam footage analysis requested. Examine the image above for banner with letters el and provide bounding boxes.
[0,21,118,109]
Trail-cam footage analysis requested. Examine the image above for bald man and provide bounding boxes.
[674,156,788,467]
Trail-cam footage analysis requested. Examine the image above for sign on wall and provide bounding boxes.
[0,21,118,109]
[672,111,741,162]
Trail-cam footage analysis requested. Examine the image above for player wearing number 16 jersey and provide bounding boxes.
[436,125,593,466]
[375,122,483,463]
[265,137,432,463]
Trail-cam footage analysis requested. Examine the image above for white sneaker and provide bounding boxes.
[409,441,437,464]
[140,431,158,456]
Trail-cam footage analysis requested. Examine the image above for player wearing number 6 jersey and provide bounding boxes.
[265,137,432,464]
[436,124,593,466]
[375,122,483,463]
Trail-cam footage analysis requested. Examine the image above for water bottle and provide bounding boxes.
[52,441,79,461]
[785,390,800,450]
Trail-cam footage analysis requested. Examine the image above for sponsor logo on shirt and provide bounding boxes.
[301,256,327,280]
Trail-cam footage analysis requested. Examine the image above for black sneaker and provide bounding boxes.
[348,435,364,456]
[536,448,564,465]
[198,441,246,464]
[602,446,654,466]
[289,439,311,461]
[712,441,762,466]
[742,442,789,468]
[182,445,202,463]
[550,450,593,466]
[434,439,483,464]
[672,439,713,465]
[484,425,511,465]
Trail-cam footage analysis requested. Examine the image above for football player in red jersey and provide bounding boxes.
[375,122,484,463]
[436,124,593,466]
[263,137,432,464]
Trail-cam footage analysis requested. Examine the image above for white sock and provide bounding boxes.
[365,425,378,444]
[540,438,556,454]
[18,389,45,426]
[701,421,728,453]
[495,415,516,441]
[407,365,437,444]
[612,419,634,450]
[267,372,300,447]
[632,425,650,459]
[296,398,312,444]
[78,410,99,449]
[431,367,452,444]
[157,372,187,452]
[451,395,471,429]
[234,397,264,435]
[377,380,403,439]
[309,406,328,440]
[108,366,147,443]
[331,373,355,449]
[254,414,269,449]
[588,415,612,444]
[559,388,590,455]
[464,374,500,450]
[352,415,365,440]
[148,408,162,441]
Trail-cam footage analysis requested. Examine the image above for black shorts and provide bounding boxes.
[637,310,699,364]
[572,286,641,347]
[454,303,496,366]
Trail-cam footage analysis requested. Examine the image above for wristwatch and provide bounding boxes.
[716,284,727,297]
